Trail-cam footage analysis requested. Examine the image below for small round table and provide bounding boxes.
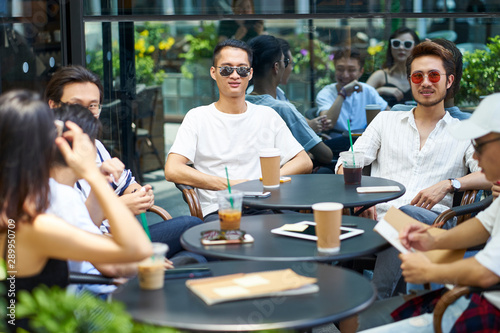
[112,261,376,332]
[232,174,405,215]
[181,214,388,262]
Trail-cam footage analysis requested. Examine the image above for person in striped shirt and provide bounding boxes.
[336,41,492,299]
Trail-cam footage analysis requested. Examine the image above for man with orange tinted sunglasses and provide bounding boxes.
[335,41,492,300]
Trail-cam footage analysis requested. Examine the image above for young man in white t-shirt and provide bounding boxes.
[165,39,312,219]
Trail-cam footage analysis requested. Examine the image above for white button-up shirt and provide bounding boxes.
[336,110,478,220]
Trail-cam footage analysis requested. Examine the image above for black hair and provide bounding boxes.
[277,38,291,56]
[44,65,104,104]
[212,39,253,67]
[247,35,283,78]
[333,47,365,68]
[432,38,462,98]
[52,104,102,167]
[406,41,456,97]
[383,27,421,69]
[0,90,55,226]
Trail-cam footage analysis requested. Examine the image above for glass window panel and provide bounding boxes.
[83,0,500,16]
[0,1,61,95]
[86,16,500,115]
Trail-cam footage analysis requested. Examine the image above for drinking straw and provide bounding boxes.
[225,166,234,208]
[139,213,152,241]
[347,119,356,167]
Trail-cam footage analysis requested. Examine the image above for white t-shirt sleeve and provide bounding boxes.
[315,85,335,114]
[475,198,500,277]
[169,110,199,164]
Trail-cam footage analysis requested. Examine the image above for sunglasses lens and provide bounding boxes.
[391,40,401,48]
[404,41,414,49]
[284,59,289,68]
[219,66,233,76]
[428,71,441,83]
[411,73,423,84]
[236,67,250,77]
[224,230,245,240]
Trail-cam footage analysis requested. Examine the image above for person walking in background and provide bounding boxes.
[367,27,420,107]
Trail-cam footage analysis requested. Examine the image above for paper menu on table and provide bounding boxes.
[185,269,318,305]
[374,207,465,264]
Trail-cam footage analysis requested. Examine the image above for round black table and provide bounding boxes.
[181,214,388,262]
[232,174,405,215]
[112,261,376,332]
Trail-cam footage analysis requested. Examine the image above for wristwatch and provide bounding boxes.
[448,178,461,193]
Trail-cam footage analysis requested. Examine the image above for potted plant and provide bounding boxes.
[15,285,177,332]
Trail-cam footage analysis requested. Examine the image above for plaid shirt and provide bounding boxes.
[391,288,500,332]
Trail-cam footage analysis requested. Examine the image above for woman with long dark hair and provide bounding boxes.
[0,90,152,329]
[367,27,420,107]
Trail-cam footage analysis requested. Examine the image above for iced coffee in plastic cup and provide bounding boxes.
[259,148,281,188]
[138,243,168,290]
[339,151,364,185]
[217,190,243,230]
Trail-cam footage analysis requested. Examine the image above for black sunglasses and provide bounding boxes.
[218,66,251,77]
[284,58,290,68]
[471,137,500,154]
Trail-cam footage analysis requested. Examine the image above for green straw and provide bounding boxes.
[347,119,356,167]
[139,213,151,241]
[225,166,234,208]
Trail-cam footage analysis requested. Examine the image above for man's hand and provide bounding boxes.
[308,115,333,133]
[400,252,433,284]
[121,184,155,215]
[164,258,174,270]
[492,181,500,200]
[342,80,363,96]
[399,224,435,251]
[410,180,451,210]
[100,157,125,183]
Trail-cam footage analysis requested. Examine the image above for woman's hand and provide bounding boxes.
[492,181,500,200]
[55,120,98,180]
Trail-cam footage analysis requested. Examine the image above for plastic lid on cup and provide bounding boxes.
[151,242,169,256]
[312,202,344,211]
[259,148,280,157]
[365,104,381,110]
